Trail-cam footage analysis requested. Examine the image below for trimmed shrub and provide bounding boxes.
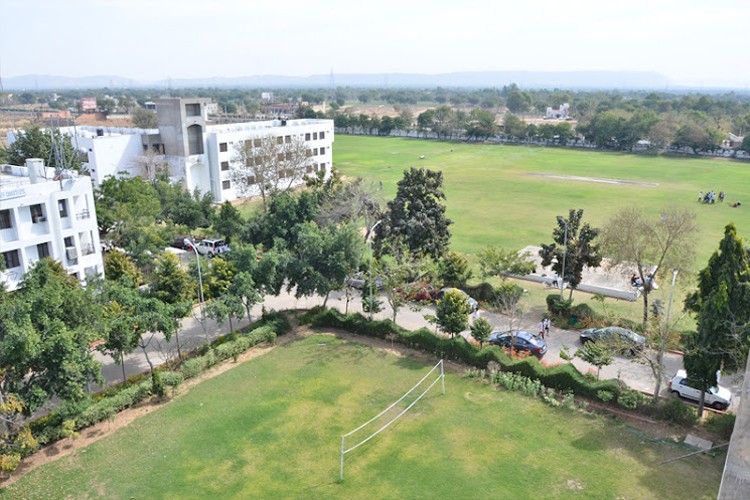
[705,412,736,441]
[659,397,699,427]
[571,303,596,321]
[546,294,572,316]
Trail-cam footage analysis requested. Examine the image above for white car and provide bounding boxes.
[196,238,229,257]
[668,369,732,410]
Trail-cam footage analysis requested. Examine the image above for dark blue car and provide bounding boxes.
[488,330,548,358]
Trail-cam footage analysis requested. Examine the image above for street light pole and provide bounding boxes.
[185,239,205,331]
[367,220,382,321]
[558,217,569,299]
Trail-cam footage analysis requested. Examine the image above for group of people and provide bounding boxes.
[698,190,725,204]
[630,272,658,290]
[538,318,551,339]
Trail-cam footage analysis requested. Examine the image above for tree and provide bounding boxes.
[96,96,117,115]
[464,108,498,141]
[436,289,472,338]
[437,251,472,289]
[742,135,750,153]
[103,250,143,286]
[7,126,81,171]
[205,293,245,334]
[575,341,614,379]
[683,224,750,415]
[131,107,158,128]
[231,134,313,211]
[228,271,262,321]
[377,167,452,261]
[213,201,245,243]
[286,222,364,305]
[503,114,527,139]
[506,91,531,114]
[673,121,723,154]
[0,259,102,458]
[493,281,526,333]
[601,206,697,326]
[244,190,319,249]
[470,317,493,348]
[539,209,602,299]
[154,174,215,230]
[149,252,194,360]
[477,246,535,280]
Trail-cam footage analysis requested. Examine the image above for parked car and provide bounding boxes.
[488,330,548,358]
[196,238,229,257]
[436,287,479,312]
[172,235,194,250]
[395,282,438,303]
[347,272,383,290]
[669,369,732,410]
[579,326,645,354]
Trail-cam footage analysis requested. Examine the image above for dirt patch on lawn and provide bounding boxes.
[534,173,658,187]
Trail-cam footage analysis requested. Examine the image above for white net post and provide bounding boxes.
[339,359,445,481]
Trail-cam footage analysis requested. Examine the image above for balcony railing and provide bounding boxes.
[76,209,90,220]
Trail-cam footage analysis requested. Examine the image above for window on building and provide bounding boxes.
[319,163,325,171]
[221,161,230,171]
[283,135,290,143]
[30,204,45,223]
[313,148,318,156]
[276,136,283,145]
[319,147,325,155]
[64,236,74,248]
[187,124,204,155]
[320,131,325,140]
[58,199,69,218]
[245,175,256,185]
[222,180,231,190]
[0,209,11,229]
[306,165,314,173]
[277,153,285,161]
[305,133,311,141]
[3,250,20,269]
[254,138,261,147]
[37,242,50,259]
[185,103,201,116]
[313,132,318,140]
[219,142,228,152]
[306,149,312,157]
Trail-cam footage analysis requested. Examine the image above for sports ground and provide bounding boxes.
[0,334,723,498]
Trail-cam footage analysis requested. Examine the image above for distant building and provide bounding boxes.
[0,159,104,292]
[144,101,157,110]
[80,97,97,112]
[724,133,744,150]
[8,98,334,204]
[261,92,274,103]
[545,103,570,120]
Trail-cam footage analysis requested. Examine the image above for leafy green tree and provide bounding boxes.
[539,209,602,299]
[464,108,498,141]
[672,121,723,154]
[742,135,750,153]
[205,293,245,334]
[7,126,81,170]
[202,257,237,300]
[103,250,143,286]
[228,271,262,321]
[154,175,215,230]
[377,167,452,261]
[377,256,412,323]
[286,222,364,305]
[213,201,244,243]
[602,206,697,326]
[506,91,531,113]
[684,224,750,415]
[149,252,194,359]
[244,190,319,249]
[436,289,472,338]
[131,107,158,128]
[477,246,535,281]
[437,251,472,288]
[493,281,526,332]
[575,341,614,379]
[0,260,102,441]
[470,317,493,348]
[503,113,527,139]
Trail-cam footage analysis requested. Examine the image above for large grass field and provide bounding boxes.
[334,136,750,265]
[2,334,724,498]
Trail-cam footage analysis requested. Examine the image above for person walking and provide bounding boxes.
[543,318,551,338]
[538,320,545,339]
[698,191,703,202]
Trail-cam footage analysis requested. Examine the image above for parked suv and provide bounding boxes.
[196,238,229,257]
[668,369,732,410]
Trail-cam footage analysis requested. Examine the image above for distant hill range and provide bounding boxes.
[3,70,679,91]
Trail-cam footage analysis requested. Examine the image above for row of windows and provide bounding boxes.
[221,163,327,190]
[219,147,327,172]
[2,242,50,269]
[0,201,70,229]
[218,131,327,155]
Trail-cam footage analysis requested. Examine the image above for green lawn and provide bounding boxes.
[334,135,750,264]
[335,135,750,326]
[2,335,723,498]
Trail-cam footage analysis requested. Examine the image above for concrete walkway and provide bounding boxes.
[94,287,743,411]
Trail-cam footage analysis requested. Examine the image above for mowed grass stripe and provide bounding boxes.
[2,334,722,499]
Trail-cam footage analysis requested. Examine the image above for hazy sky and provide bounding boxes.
[2,0,749,87]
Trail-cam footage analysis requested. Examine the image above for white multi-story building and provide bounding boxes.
[7,98,335,204]
[0,159,104,292]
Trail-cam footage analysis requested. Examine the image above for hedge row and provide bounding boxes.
[301,308,623,401]
[19,312,289,462]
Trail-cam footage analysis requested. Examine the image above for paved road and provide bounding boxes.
[95,287,743,411]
